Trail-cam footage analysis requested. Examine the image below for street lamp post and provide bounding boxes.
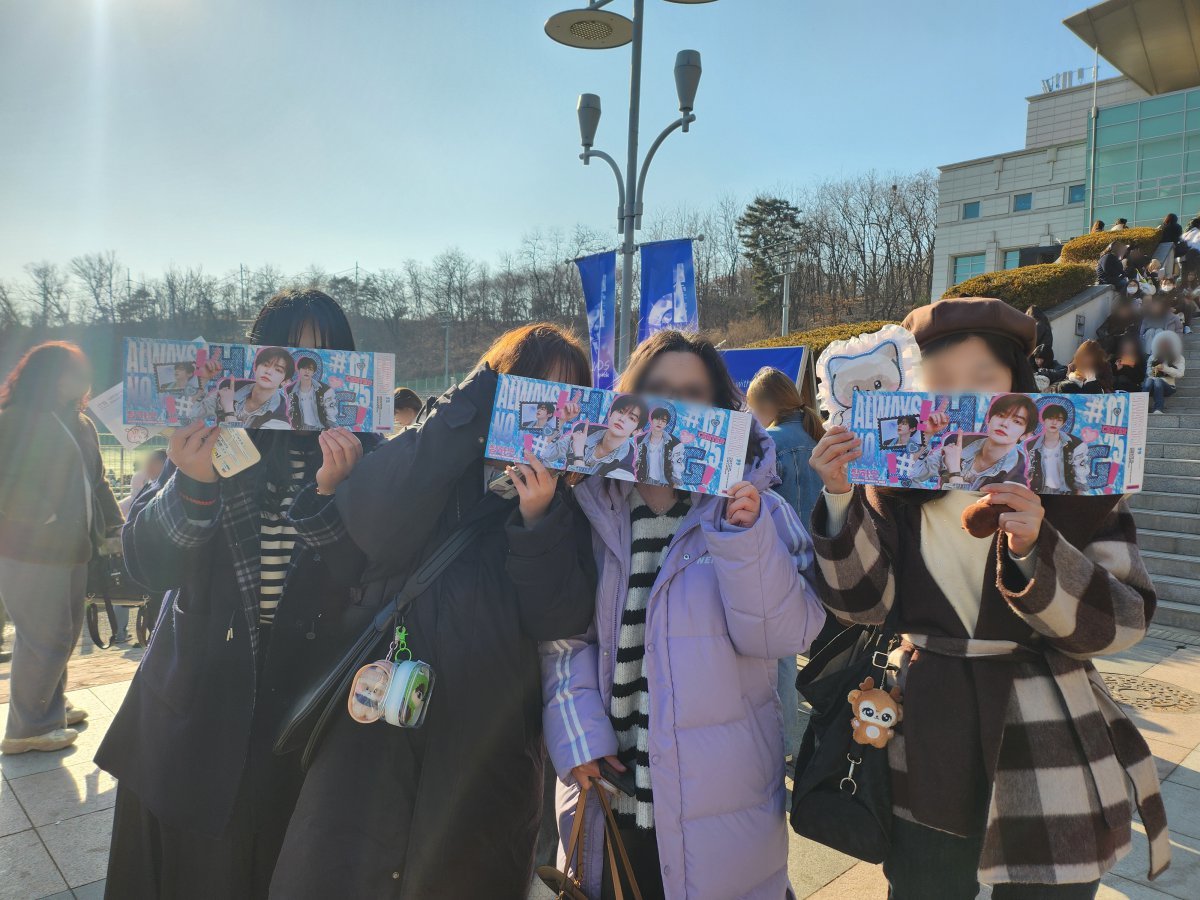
[546,0,713,371]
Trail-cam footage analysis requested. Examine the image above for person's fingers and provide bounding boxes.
[727,481,751,498]
[727,498,753,519]
[507,466,530,499]
[196,425,221,452]
[824,425,849,437]
[514,462,538,488]
[604,755,627,772]
[524,450,549,480]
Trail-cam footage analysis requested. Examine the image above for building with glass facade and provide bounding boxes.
[929,75,1200,298]
[1088,89,1200,229]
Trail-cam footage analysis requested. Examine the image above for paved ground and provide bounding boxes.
[3,623,1200,899]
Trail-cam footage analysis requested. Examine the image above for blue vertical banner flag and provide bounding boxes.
[718,346,809,394]
[575,250,617,390]
[639,238,698,344]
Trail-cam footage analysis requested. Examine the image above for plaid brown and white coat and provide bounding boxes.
[810,487,1169,885]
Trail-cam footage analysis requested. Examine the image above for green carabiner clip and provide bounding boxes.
[392,625,412,663]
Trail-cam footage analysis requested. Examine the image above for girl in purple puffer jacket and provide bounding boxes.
[541,331,826,900]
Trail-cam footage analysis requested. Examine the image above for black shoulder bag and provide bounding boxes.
[274,503,505,771]
[789,617,899,863]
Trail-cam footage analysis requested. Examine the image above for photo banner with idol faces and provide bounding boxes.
[576,250,617,391]
[485,374,752,497]
[121,337,395,433]
[718,346,809,394]
[638,238,698,343]
[846,390,1148,496]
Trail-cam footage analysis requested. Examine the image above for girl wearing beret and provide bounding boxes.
[807,298,1168,899]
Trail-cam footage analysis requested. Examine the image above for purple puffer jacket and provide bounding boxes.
[541,425,826,899]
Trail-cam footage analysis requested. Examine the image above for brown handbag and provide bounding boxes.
[536,781,643,900]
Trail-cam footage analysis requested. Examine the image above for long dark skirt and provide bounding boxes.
[105,766,300,900]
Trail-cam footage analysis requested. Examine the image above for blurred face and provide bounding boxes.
[394,408,417,428]
[58,361,92,407]
[255,358,289,390]
[987,405,1030,446]
[295,321,321,349]
[922,336,1014,394]
[749,398,778,428]
[639,351,713,405]
[606,404,642,438]
[145,457,165,482]
[173,367,191,387]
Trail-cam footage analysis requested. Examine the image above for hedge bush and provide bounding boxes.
[1058,226,1162,264]
[940,262,1097,311]
[746,320,900,357]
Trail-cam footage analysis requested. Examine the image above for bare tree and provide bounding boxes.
[23,262,69,327]
[70,251,120,322]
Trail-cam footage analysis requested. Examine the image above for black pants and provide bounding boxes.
[884,818,1100,900]
[600,828,666,900]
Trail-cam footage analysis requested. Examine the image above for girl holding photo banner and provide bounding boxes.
[542,330,825,899]
[806,298,1167,898]
[97,289,378,899]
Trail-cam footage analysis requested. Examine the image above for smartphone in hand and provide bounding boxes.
[597,759,636,797]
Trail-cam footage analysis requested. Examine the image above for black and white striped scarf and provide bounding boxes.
[610,491,689,830]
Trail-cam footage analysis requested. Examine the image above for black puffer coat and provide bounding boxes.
[270,366,596,900]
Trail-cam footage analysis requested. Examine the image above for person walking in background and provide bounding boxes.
[543,331,826,900]
[271,323,597,899]
[746,365,827,759]
[1057,340,1115,394]
[97,289,379,899]
[391,386,423,435]
[807,298,1167,899]
[0,342,121,754]
[1144,330,1186,414]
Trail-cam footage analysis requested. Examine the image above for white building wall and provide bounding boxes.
[931,142,1089,298]
[1024,77,1147,149]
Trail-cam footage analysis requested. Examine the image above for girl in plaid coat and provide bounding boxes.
[806,298,1168,899]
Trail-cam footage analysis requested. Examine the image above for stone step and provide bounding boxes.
[1144,458,1200,477]
[1127,490,1200,514]
[1143,473,1200,495]
[1139,529,1200,556]
[1151,598,1200,630]
[1130,508,1200,533]
[1145,414,1200,428]
[1145,443,1200,461]
[1158,395,1200,410]
[1147,427,1200,443]
[1142,550,1200,580]
[1174,385,1200,397]
[1151,575,1200,609]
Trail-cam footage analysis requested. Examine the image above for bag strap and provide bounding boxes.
[298,499,508,770]
[552,780,592,896]
[595,784,643,900]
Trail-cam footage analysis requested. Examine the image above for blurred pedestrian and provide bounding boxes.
[0,342,121,754]
[391,386,422,435]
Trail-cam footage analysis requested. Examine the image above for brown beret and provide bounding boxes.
[902,298,1037,356]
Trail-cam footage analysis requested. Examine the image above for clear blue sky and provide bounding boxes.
[0,0,1114,282]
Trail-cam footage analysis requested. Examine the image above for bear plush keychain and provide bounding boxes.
[848,676,903,748]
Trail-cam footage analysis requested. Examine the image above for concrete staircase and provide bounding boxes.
[1128,330,1200,629]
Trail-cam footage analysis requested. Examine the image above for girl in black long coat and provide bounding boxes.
[270,323,597,900]
[97,290,380,898]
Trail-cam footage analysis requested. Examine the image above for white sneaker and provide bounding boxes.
[1,728,78,754]
[66,708,88,726]
[1152,409,1164,415]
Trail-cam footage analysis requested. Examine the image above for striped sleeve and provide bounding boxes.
[996,499,1156,659]
[808,488,895,626]
[540,630,619,777]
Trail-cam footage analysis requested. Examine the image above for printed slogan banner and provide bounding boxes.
[847,390,1148,496]
[122,338,396,433]
[638,238,698,343]
[718,346,808,394]
[576,250,617,391]
[485,374,752,497]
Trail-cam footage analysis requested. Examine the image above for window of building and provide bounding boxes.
[1013,192,1032,212]
[1067,184,1086,204]
[1004,250,1021,270]
[953,253,986,285]
[962,201,980,220]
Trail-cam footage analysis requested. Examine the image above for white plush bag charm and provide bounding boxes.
[816,324,925,426]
